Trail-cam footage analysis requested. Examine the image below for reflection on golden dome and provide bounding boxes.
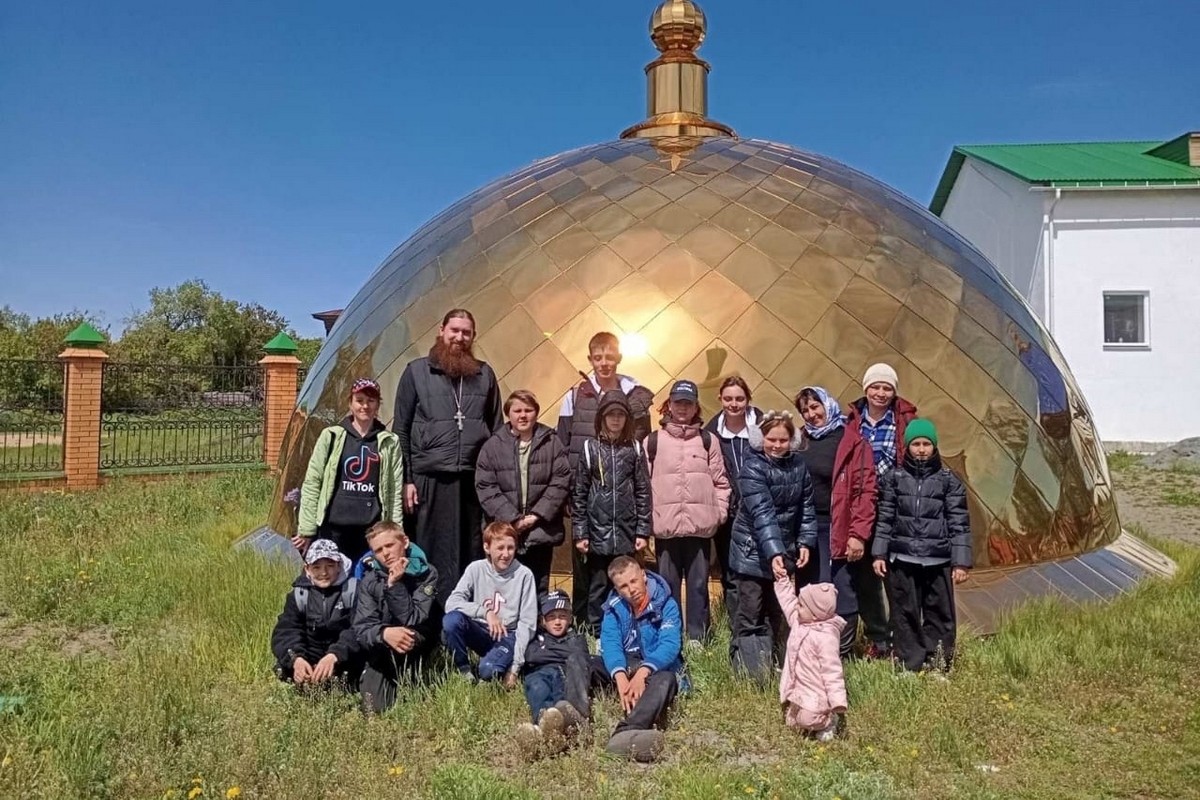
[261,1,1175,631]
[650,0,706,53]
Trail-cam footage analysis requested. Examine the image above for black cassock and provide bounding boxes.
[393,354,502,601]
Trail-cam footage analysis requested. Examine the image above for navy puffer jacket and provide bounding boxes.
[730,425,818,579]
[871,451,972,568]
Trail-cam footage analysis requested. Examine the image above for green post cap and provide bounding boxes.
[63,322,106,348]
[263,331,299,355]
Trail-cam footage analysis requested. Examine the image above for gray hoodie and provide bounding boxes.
[445,558,538,671]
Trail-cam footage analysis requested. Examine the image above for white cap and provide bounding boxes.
[862,363,899,393]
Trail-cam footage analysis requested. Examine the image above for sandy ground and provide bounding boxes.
[0,432,62,447]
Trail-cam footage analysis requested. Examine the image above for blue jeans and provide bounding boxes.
[522,664,566,722]
[441,610,516,681]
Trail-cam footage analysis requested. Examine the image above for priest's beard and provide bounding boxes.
[431,339,480,379]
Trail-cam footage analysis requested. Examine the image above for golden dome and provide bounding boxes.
[260,2,1174,631]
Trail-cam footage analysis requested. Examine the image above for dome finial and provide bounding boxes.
[650,0,706,54]
[621,0,734,140]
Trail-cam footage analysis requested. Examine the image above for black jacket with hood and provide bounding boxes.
[475,422,572,550]
[271,568,362,668]
[352,543,442,655]
[570,392,652,556]
[871,451,972,568]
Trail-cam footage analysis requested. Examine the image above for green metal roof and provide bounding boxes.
[930,138,1200,215]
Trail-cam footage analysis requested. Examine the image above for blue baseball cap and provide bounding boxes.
[540,590,571,616]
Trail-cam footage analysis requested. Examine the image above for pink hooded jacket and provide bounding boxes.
[774,578,848,732]
[648,422,731,539]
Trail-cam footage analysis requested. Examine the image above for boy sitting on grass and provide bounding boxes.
[353,521,441,713]
[271,538,363,688]
[514,590,591,758]
[443,521,538,686]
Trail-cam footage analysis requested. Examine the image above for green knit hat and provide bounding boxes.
[904,418,938,447]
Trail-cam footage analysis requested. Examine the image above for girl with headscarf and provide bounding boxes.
[794,386,878,658]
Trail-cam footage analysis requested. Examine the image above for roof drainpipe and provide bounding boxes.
[1043,187,1062,334]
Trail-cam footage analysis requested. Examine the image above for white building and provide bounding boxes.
[932,133,1200,448]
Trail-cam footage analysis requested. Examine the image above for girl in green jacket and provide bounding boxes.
[293,378,404,562]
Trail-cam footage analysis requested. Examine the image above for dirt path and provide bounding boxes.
[1113,465,1200,548]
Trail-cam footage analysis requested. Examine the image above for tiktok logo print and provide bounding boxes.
[342,444,380,493]
[482,592,507,614]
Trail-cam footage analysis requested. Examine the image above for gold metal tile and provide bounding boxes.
[886,308,949,371]
[549,303,622,368]
[543,225,603,270]
[705,172,753,201]
[474,215,520,252]
[677,338,766,402]
[833,209,880,244]
[508,193,558,229]
[960,425,1018,513]
[807,177,852,205]
[918,257,965,303]
[1021,430,1063,510]
[711,203,769,239]
[717,243,784,299]
[748,224,806,268]
[904,280,960,336]
[595,273,672,332]
[723,304,800,377]
[758,173,807,202]
[814,226,872,267]
[502,249,560,298]
[561,191,611,224]
[806,305,880,381]
[471,198,509,231]
[641,243,711,296]
[476,304,546,377]
[462,279,520,334]
[930,345,994,422]
[835,276,902,337]
[770,342,857,402]
[728,162,770,187]
[652,172,702,200]
[617,186,672,218]
[567,247,633,300]
[773,204,829,243]
[578,164,620,189]
[639,303,714,374]
[677,223,741,264]
[960,282,1010,341]
[485,229,537,267]
[526,209,575,245]
[792,246,854,300]
[436,235,484,280]
[982,393,1032,461]
[497,340,581,410]
[739,187,791,220]
[676,186,728,218]
[775,164,816,189]
[581,203,639,242]
[645,203,705,241]
[677,270,755,336]
[608,224,672,269]
[758,272,829,339]
[792,189,843,220]
[748,382,794,418]
[598,175,642,201]
[524,274,590,335]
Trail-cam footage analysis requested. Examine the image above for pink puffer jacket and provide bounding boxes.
[648,422,731,539]
[774,579,847,732]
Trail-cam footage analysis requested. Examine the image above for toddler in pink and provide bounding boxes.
[774,578,847,741]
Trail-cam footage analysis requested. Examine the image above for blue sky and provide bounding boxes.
[2,0,1195,337]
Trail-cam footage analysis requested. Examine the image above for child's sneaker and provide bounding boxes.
[514,722,542,760]
[606,729,665,762]
[537,706,569,755]
[554,700,587,740]
[815,719,838,743]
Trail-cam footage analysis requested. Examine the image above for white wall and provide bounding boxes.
[1049,190,1200,443]
[941,159,1047,316]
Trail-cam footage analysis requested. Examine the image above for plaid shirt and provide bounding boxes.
[859,406,897,476]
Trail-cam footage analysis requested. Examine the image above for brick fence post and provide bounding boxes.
[260,332,301,473]
[58,323,108,489]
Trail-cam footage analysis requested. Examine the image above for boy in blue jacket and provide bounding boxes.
[596,556,683,762]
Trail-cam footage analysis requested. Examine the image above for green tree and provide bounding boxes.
[0,306,106,361]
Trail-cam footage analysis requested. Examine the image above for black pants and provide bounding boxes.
[852,561,890,647]
[359,646,434,713]
[316,522,373,564]
[520,544,555,598]
[654,537,710,641]
[591,655,677,733]
[571,545,589,628]
[522,646,595,722]
[885,560,956,672]
[579,551,617,633]
[729,571,785,681]
[798,519,859,658]
[404,471,484,602]
[712,520,738,628]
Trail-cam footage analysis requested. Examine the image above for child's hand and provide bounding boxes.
[771,556,787,580]
[615,672,636,714]
[796,547,810,570]
[634,536,648,552]
[311,653,338,682]
[575,540,590,554]
[845,538,865,562]
[383,626,416,654]
[292,656,313,684]
[486,610,506,641]
[291,536,311,555]
[873,559,888,578]
[952,567,969,585]
[503,671,518,690]
[404,483,419,512]
[387,557,409,586]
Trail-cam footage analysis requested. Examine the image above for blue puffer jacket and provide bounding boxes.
[730,428,818,580]
[599,570,684,680]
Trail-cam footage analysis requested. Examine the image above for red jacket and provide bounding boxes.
[844,396,918,467]
[828,428,878,559]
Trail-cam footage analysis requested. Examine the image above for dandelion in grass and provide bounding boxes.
[1,754,11,768]
[744,787,755,795]
[909,748,919,757]
[187,788,203,800]
[225,789,241,799]
[387,765,404,777]
[1000,693,1010,702]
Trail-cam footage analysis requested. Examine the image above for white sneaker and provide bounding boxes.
[815,720,838,742]
[514,722,542,759]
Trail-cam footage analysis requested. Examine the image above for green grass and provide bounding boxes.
[1,476,1199,799]
[1105,450,1141,472]
[1161,489,1200,507]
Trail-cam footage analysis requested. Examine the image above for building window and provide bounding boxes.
[1103,291,1149,348]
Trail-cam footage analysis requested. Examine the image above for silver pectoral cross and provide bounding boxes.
[454,410,465,431]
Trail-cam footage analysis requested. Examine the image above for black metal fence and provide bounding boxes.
[100,361,265,470]
[0,359,66,475]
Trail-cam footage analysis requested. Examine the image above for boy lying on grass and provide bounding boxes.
[514,590,591,758]
[271,538,363,688]
[352,520,441,713]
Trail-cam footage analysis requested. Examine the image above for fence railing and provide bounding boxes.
[99,362,265,470]
[0,359,66,475]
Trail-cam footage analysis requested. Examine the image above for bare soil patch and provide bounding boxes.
[0,614,116,658]
[1113,465,1200,548]
[0,431,62,447]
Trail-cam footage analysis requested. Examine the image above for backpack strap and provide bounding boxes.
[583,438,593,473]
[340,577,358,611]
[700,429,712,452]
[645,431,658,475]
[292,586,309,620]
